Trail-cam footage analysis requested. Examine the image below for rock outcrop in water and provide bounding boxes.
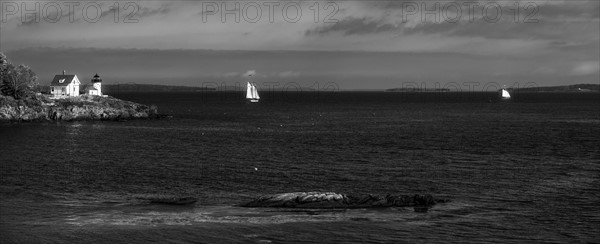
[240,192,449,210]
[0,94,160,121]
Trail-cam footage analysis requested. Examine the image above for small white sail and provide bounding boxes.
[252,84,260,99]
[246,82,253,99]
[501,89,511,99]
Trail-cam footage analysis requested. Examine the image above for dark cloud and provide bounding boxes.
[319,0,599,40]
[305,17,397,36]
[17,6,75,26]
[99,7,118,20]
[307,1,598,39]
[17,16,39,27]
[101,4,171,20]
[136,5,171,18]
[537,1,600,20]
[365,0,599,20]
[81,3,171,23]
[399,1,599,42]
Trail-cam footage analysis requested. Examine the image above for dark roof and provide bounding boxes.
[50,75,76,86]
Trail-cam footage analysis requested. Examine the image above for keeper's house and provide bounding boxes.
[50,71,80,97]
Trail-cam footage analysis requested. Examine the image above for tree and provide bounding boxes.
[0,52,7,74]
[0,53,38,99]
[1,64,38,99]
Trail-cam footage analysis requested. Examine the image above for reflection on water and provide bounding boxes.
[64,122,83,157]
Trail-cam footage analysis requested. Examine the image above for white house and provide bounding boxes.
[50,71,80,97]
[83,73,103,96]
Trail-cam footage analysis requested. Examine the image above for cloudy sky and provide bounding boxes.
[1,0,598,90]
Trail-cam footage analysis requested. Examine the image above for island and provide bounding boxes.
[0,52,161,122]
[0,94,159,121]
[240,192,449,212]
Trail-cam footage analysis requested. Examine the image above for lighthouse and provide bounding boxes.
[86,73,103,96]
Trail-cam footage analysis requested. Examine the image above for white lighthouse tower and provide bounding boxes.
[87,73,103,96]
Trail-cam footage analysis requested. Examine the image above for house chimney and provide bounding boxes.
[63,70,65,75]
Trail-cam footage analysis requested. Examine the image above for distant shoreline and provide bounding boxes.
[31,83,599,94]
[34,83,597,93]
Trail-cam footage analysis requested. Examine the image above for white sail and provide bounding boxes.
[501,89,511,99]
[252,84,260,99]
[246,82,253,99]
[246,82,260,101]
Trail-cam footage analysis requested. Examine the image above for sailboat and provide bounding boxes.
[246,82,260,103]
[500,88,511,99]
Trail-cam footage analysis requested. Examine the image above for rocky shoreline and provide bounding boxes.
[0,94,161,122]
[240,192,449,211]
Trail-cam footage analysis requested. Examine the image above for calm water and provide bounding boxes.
[1,91,599,243]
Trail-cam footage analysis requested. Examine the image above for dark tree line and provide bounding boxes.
[0,52,38,99]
